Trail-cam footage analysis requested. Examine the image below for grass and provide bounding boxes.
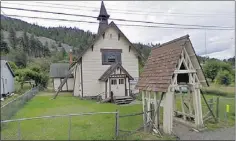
[1,82,32,106]
[175,94,235,130]
[1,91,172,140]
[1,83,234,140]
[202,83,235,97]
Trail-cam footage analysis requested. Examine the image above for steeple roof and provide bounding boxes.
[97,1,110,20]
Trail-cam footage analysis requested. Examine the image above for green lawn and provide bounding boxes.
[175,94,235,130]
[1,88,234,140]
[1,82,32,106]
[1,92,169,140]
[202,83,235,97]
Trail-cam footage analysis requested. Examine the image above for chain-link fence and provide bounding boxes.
[116,109,155,140]
[1,87,39,121]
[202,96,235,124]
[1,112,118,140]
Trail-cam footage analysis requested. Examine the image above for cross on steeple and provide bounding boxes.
[97,1,110,34]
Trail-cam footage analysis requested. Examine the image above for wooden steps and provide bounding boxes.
[100,97,111,103]
[114,96,133,105]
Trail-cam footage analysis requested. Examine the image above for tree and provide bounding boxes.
[215,70,233,86]
[8,49,28,68]
[58,42,62,47]
[29,35,36,56]
[8,61,18,72]
[0,31,9,54]
[15,67,49,89]
[23,31,29,54]
[203,60,221,82]
[8,28,17,49]
[61,47,67,58]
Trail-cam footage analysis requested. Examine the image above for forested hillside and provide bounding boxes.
[0,15,234,89]
[0,15,153,59]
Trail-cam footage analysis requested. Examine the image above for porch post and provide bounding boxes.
[192,84,203,128]
[105,80,107,99]
[163,90,174,134]
[125,77,127,96]
[109,77,111,97]
[128,78,131,96]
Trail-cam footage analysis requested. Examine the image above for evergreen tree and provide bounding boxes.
[9,28,17,49]
[23,31,29,55]
[0,31,9,54]
[29,35,36,57]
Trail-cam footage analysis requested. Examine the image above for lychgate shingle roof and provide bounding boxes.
[136,35,208,92]
[50,63,73,78]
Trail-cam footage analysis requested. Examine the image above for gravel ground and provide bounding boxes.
[173,122,235,140]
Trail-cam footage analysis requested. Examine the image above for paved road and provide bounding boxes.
[173,122,235,140]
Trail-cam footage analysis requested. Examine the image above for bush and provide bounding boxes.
[15,68,49,89]
[28,57,51,73]
[215,70,233,86]
[8,61,18,72]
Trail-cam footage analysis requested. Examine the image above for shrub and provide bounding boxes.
[203,60,221,82]
[8,61,18,72]
[215,70,233,86]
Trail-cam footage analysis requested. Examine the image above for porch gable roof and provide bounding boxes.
[99,63,134,81]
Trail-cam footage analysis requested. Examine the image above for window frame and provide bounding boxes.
[119,79,124,84]
[111,79,117,85]
[101,49,122,65]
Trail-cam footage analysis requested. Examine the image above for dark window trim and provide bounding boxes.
[101,49,122,65]
[118,33,120,40]
[100,49,122,53]
[111,79,117,85]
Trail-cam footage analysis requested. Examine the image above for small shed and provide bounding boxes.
[50,63,74,92]
[136,35,208,134]
[0,59,15,97]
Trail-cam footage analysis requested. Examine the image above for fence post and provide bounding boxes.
[18,120,21,140]
[216,97,219,122]
[68,115,71,141]
[115,109,119,140]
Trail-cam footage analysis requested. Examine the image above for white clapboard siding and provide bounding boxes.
[67,78,74,91]
[61,78,67,91]
[73,64,81,96]
[82,27,139,97]
[53,79,61,91]
[0,60,15,95]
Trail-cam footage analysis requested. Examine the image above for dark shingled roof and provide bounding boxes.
[97,1,110,20]
[50,63,73,78]
[0,58,15,77]
[99,63,134,81]
[136,35,208,92]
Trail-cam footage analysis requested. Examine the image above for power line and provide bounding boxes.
[3,14,234,31]
[2,6,234,29]
[28,1,236,17]
[2,1,234,18]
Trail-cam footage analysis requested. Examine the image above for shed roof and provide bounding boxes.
[136,35,208,92]
[50,63,73,78]
[0,60,15,77]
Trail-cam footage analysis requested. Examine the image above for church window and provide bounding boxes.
[101,49,122,65]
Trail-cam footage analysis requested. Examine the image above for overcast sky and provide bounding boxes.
[1,1,235,60]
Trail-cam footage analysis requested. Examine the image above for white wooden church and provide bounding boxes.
[54,1,143,100]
